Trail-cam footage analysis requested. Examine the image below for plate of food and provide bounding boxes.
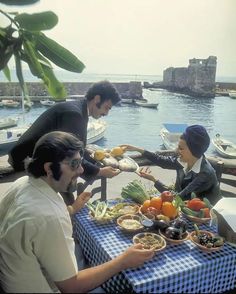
[133,232,166,252]
[181,197,212,224]
[189,229,224,253]
[91,146,139,172]
[117,214,144,233]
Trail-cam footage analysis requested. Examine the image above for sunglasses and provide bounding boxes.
[62,157,83,171]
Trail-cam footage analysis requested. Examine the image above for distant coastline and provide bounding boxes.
[0,69,235,83]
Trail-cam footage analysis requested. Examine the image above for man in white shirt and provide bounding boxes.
[0,131,154,293]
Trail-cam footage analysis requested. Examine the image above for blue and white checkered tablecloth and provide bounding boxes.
[73,208,236,293]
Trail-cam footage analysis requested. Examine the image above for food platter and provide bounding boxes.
[91,152,139,172]
[133,232,166,252]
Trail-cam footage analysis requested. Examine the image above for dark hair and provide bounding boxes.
[26,131,84,178]
[85,80,120,105]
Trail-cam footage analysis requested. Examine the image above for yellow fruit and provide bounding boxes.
[94,150,106,161]
[110,146,125,157]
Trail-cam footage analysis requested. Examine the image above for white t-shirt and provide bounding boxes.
[0,176,78,293]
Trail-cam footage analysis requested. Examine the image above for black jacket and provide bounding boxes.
[143,150,221,205]
[8,99,99,178]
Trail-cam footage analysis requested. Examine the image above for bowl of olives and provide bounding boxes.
[189,225,224,252]
[159,217,189,244]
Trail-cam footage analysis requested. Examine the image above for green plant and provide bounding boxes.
[0,0,85,107]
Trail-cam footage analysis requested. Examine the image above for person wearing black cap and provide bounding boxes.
[121,125,221,205]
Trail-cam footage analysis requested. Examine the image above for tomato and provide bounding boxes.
[201,207,210,218]
[160,191,174,202]
[187,199,206,211]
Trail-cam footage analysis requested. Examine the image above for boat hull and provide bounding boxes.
[87,120,106,144]
[212,137,236,159]
[135,102,158,109]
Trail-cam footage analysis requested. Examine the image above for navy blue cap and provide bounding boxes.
[182,125,210,158]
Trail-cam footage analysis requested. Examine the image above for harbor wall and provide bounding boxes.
[162,56,217,97]
[0,81,143,100]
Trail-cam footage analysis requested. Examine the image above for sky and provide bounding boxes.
[1,0,236,78]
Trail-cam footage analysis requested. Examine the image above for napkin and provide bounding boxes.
[213,197,236,232]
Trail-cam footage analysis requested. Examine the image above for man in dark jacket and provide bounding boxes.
[8,81,121,201]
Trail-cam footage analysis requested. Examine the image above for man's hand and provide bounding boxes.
[117,244,154,269]
[98,166,121,178]
[68,192,92,215]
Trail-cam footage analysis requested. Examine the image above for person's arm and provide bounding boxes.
[55,244,154,293]
[67,192,91,215]
[138,167,169,193]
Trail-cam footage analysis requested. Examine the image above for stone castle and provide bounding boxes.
[162,56,217,97]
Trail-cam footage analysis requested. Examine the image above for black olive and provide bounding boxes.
[171,218,188,233]
[153,220,170,230]
[165,226,182,240]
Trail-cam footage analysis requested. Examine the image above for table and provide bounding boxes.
[73,208,236,293]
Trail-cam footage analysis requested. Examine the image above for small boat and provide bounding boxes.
[160,123,188,150]
[87,119,107,144]
[2,99,20,108]
[0,117,19,130]
[228,90,236,99]
[212,134,236,159]
[40,99,55,106]
[121,98,135,104]
[135,101,158,109]
[0,126,28,151]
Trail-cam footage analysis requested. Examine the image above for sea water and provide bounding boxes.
[0,72,235,156]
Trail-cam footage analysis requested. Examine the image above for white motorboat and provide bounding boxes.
[2,99,20,108]
[135,101,158,109]
[87,119,107,144]
[0,117,19,130]
[160,123,188,150]
[0,126,28,151]
[0,120,106,153]
[40,99,55,106]
[228,90,236,99]
[212,134,236,159]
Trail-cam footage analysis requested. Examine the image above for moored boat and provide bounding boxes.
[87,119,106,144]
[160,123,188,150]
[0,126,28,151]
[0,117,19,130]
[228,90,236,99]
[212,134,236,159]
[0,120,107,154]
[135,101,158,109]
[40,99,55,106]
[2,99,20,108]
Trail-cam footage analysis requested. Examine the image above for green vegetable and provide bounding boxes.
[121,180,150,204]
[181,206,199,217]
[191,192,197,199]
[203,197,213,209]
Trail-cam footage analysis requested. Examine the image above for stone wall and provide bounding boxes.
[0,81,143,99]
[162,56,217,97]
